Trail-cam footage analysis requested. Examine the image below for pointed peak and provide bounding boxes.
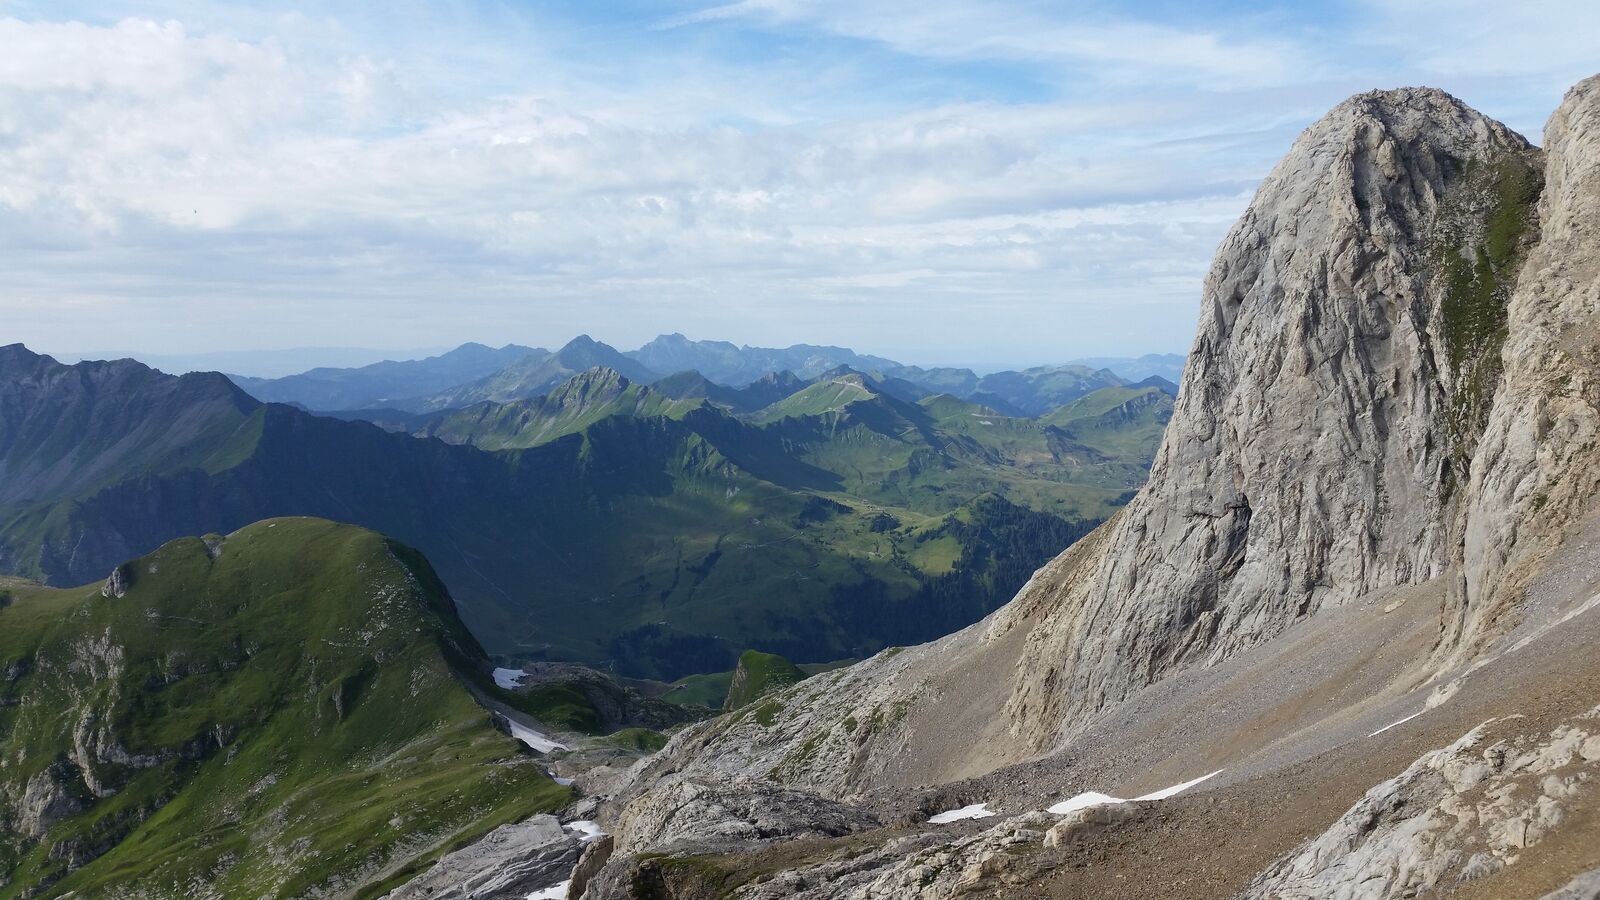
[1295,84,1531,164]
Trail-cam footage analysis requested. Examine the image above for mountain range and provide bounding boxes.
[216,332,1176,418]
[228,342,541,410]
[0,343,1169,682]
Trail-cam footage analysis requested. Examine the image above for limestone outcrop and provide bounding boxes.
[1244,709,1600,898]
[1457,75,1600,658]
[381,816,580,900]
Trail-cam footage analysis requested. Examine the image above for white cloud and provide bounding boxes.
[0,4,1593,364]
[670,0,1314,90]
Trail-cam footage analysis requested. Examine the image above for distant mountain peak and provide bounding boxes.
[0,343,44,370]
[554,334,626,363]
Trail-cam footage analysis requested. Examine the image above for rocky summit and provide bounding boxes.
[547,75,1600,898]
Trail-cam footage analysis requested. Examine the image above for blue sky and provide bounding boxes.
[1,1,1596,367]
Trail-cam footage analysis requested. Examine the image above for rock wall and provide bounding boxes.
[1003,88,1535,748]
[1457,75,1600,657]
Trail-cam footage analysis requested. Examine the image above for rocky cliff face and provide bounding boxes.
[1003,87,1539,748]
[1457,75,1600,660]
[582,75,1600,899]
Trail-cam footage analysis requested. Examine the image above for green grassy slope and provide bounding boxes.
[1040,384,1174,458]
[748,373,883,424]
[957,364,1127,416]
[0,518,569,899]
[722,650,807,711]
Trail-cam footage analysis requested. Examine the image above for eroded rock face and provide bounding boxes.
[18,764,84,839]
[1458,75,1600,657]
[567,834,614,900]
[381,815,579,900]
[610,773,880,855]
[1004,87,1536,745]
[741,813,1058,900]
[579,773,883,899]
[100,563,132,599]
[1540,868,1600,900]
[1244,708,1600,899]
[607,86,1548,808]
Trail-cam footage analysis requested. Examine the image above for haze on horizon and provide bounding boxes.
[2,0,1596,366]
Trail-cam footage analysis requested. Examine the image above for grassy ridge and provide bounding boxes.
[0,518,569,899]
[722,650,808,711]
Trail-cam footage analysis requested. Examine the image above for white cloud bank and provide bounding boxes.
[0,3,1595,363]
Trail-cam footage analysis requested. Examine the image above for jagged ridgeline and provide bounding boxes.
[0,346,1164,680]
[0,518,570,899]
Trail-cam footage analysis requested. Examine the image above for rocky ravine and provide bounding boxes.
[425,77,1600,899]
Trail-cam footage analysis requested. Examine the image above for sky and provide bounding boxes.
[1,1,1596,368]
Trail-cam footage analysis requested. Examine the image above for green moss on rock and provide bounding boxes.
[1434,150,1544,472]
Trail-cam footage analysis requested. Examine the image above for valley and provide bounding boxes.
[0,342,1169,681]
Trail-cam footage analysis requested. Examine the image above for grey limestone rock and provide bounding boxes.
[381,815,580,900]
[1243,708,1600,899]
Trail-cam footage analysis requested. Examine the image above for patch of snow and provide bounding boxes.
[550,771,575,786]
[493,667,527,690]
[928,802,996,824]
[1369,710,1424,737]
[526,879,570,899]
[1046,791,1124,815]
[1046,770,1223,815]
[564,820,607,842]
[505,716,567,753]
[1131,769,1222,801]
